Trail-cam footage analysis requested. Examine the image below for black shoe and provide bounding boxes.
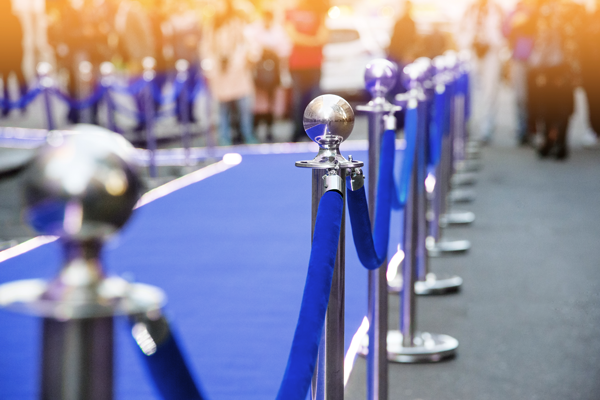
[554,146,568,160]
[537,142,552,158]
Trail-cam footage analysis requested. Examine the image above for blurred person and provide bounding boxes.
[11,0,53,76]
[248,9,291,142]
[458,0,505,144]
[527,0,582,160]
[285,0,328,142]
[202,0,259,146]
[580,0,600,141]
[0,0,28,117]
[168,1,202,123]
[388,1,417,67]
[387,0,417,101]
[504,0,536,145]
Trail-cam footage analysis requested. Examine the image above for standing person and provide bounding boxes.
[458,0,505,144]
[580,0,600,142]
[285,0,328,142]
[169,1,202,124]
[248,9,291,142]
[202,0,259,146]
[388,1,417,70]
[504,0,536,145]
[0,0,28,117]
[527,0,581,160]
[11,0,53,78]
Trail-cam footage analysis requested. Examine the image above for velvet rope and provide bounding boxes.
[132,320,207,400]
[398,106,418,206]
[276,190,344,400]
[0,87,42,110]
[345,128,397,270]
[50,85,107,110]
[429,87,445,168]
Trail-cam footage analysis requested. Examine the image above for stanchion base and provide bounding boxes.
[415,273,462,295]
[451,172,477,187]
[388,273,462,295]
[359,331,458,363]
[427,239,471,257]
[448,188,476,203]
[439,210,475,227]
[455,159,482,172]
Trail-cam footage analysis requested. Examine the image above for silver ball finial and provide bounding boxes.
[364,59,398,99]
[24,130,141,240]
[303,94,354,147]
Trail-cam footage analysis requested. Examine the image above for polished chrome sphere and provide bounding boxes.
[364,59,398,98]
[303,94,354,145]
[23,130,141,240]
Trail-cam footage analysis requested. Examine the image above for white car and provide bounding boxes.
[320,16,389,97]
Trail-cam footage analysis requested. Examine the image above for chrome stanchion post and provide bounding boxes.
[37,62,55,131]
[386,64,458,363]
[143,57,158,178]
[0,130,165,399]
[355,59,400,400]
[427,55,472,256]
[100,62,118,133]
[411,59,463,295]
[296,95,363,400]
[79,60,93,124]
[176,59,193,168]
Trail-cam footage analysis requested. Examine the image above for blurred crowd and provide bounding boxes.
[460,0,600,160]
[0,0,599,156]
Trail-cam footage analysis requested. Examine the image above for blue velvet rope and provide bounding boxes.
[50,85,107,110]
[134,325,207,400]
[429,87,445,167]
[0,87,42,110]
[276,190,344,400]
[111,77,147,95]
[398,106,418,206]
[345,128,396,270]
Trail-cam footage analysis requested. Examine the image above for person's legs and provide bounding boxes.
[512,60,529,144]
[237,95,257,144]
[290,69,321,141]
[218,100,232,146]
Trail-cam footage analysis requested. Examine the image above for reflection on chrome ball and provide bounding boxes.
[303,94,354,144]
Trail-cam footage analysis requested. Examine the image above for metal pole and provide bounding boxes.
[311,168,346,400]
[143,57,158,178]
[79,61,93,125]
[176,60,193,167]
[296,94,362,400]
[37,62,55,131]
[100,62,118,133]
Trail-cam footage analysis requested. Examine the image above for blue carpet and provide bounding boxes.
[0,150,404,399]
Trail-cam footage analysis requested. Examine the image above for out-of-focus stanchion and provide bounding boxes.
[427,54,472,256]
[0,130,180,399]
[295,95,363,399]
[355,59,401,400]
[142,57,158,178]
[176,59,194,169]
[409,58,463,296]
[100,62,119,133]
[385,61,459,362]
[37,62,55,131]
[78,61,94,125]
